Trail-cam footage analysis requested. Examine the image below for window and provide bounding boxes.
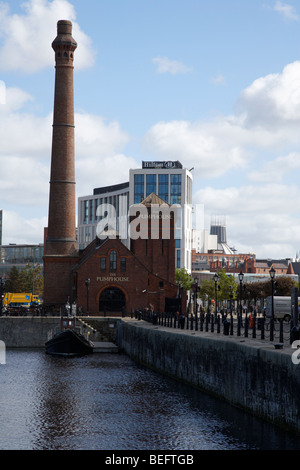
[158,174,169,202]
[170,174,182,204]
[176,250,181,268]
[146,174,156,196]
[110,250,117,270]
[89,199,94,223]
[134,174,144,203]
[100,257,106,271]
[175,239,181,248]
[120,257,126,272]
[83,200,89,224]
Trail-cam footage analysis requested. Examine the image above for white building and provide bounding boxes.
[78,182,129,250]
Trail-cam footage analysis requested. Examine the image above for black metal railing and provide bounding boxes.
[135,309,300,346]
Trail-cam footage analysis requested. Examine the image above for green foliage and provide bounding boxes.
[4,263,43,296]
[199,270,237,301]
[175,267,192,291]
[243,276,296,300]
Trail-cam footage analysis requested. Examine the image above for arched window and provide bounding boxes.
[110,250,117,270]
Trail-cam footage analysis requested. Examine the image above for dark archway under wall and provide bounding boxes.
[99,286,126,313]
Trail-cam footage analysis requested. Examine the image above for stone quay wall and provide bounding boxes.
[0,317,121,348]
[119,319,300,434]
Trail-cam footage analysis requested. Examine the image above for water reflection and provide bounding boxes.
[0,350,299,450]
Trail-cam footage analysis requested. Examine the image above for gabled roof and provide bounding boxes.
[140,193,169,206]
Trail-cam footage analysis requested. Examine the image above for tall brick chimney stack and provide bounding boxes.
[44,20,79,306]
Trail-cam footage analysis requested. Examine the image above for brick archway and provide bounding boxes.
[98,285,128,313]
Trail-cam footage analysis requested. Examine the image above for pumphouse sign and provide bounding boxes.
[97,274,129,282]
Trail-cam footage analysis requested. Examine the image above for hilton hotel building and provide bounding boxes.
[78,161,193,272]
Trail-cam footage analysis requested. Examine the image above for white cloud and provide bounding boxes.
[235,61,300,128]
[0,0,95,73]
[248,152,300,183]
[142,118,249,178]
[194,184,300,258]
[273,1,299,21]
[152,56,192,75]
[74,112,138,195]
[2,211,48,245]
[143,61,300,181]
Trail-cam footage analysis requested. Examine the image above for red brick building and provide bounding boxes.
[72,233,181,315]
[72,193,181,314]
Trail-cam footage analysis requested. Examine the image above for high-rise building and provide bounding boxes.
[129,161,193,272]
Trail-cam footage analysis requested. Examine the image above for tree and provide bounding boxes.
[200,270,237,303]
[243,276,296,300]
[4,266,20,292]
[4,263,43,296]
[216,270,238,301]
[175,267,192,292]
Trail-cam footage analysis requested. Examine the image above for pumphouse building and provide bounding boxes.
[43,20,183,315]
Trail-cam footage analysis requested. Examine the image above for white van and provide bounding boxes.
[265,296,291,321]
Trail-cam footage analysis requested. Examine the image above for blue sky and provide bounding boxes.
[0,0,300,260]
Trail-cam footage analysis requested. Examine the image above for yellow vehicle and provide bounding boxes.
[3,293,41,307]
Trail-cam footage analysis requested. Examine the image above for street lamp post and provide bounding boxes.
[269,267,275,318]
[179,281,182,314]
[269,267,276,341]
[213,273,219,322]
[85,278,90,315]
[194,277,198,330]
[238,271,244,334]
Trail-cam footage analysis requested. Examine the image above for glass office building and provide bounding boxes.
[0,244,44,277]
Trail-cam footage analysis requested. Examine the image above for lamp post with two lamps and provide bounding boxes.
[269,267,276,341]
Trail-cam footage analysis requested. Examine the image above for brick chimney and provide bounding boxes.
[43,21,79,306]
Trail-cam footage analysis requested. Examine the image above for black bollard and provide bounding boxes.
[217,315,220,334]
[252,313,256,339]
[270,317,274,341]
[279,319,283,344]
[245,313,248,337]
[223,318,230,336]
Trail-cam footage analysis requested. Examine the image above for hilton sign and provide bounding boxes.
[142,161,183,169]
